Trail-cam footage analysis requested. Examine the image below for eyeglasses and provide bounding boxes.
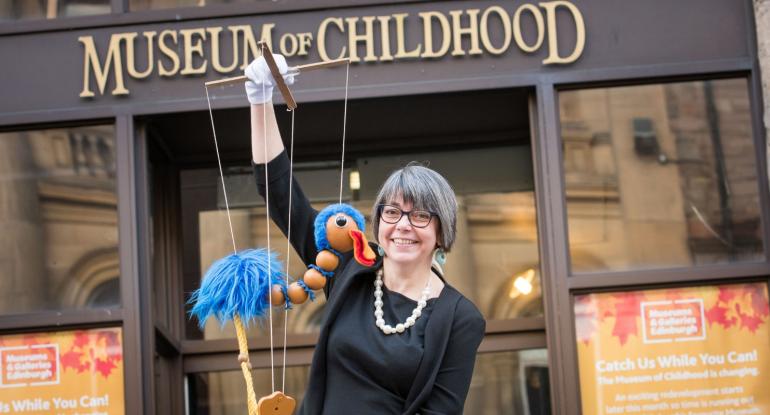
[378,204,437,228]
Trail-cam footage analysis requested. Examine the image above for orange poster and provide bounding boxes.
[0,327,124,414]
[575,283,770,415]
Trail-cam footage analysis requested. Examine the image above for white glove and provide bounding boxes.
[244,54,296,105]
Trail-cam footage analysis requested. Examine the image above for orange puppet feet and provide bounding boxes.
[258,391,296,415]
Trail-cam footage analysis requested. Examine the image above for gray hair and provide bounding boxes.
[371,162,458,251]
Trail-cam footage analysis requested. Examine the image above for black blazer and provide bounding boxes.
[255,151,486,415]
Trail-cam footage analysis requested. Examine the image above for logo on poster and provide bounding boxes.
[641,299,706,344]
[0,345,60,387]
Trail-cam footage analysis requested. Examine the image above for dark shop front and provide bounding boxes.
[0,1,768,414]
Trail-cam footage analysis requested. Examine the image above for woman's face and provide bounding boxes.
[378,195,439,268]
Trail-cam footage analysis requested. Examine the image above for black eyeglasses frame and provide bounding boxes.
[377,204,438,228]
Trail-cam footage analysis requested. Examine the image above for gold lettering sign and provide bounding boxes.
[79,1,586,98]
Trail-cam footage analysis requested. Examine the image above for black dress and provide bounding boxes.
[255,151,485,415]
[323,274,437,414]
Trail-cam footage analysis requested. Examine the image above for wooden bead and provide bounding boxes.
[316,250,339,271]
[269,284,285,306]
[287,282,308,305]
[303,268,327,291]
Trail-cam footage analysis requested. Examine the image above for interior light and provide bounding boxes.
[508,268,535,299]
[349,170,360,191]
[514,276,533,295]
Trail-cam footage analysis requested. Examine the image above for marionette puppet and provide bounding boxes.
[190,43,374,415]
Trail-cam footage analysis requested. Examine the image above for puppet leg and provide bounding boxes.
[234,314,260,415]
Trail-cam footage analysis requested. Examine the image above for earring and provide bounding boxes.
[434,248,447,266]
[377,245,386,257]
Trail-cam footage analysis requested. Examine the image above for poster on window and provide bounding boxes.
[0,327,124,414]
[575,282,770,415]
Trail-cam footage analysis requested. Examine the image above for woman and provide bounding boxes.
[246,56,485,415]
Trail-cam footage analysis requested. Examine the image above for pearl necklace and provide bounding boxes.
[374,268,431,335]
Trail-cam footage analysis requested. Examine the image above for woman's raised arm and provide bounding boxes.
[247,56,319,266]
[250,103,284,164]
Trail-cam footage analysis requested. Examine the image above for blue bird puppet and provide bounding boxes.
[284,203,377,305]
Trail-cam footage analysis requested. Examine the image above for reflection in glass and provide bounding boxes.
[186,147,542,339]
[0,126,119,313]
[560,79,764,273]
[466,349,551,415]
[131,0,253,11]
[187,349,551,414]
[187,366,311,415]
[0,1,110,21]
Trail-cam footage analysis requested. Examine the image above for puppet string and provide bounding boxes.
[338,61,350,204]
[204,86,237,254]
[260,44,277,393]
[205,86,258,413]
[283,108,295,392]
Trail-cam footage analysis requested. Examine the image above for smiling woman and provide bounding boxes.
[372,162,458,252]
[370,166,454,304]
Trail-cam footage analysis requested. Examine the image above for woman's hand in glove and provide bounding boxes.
[244,54,296,105]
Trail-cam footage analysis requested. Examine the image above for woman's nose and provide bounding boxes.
[395,213,412,229]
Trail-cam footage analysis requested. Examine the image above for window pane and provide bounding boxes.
[559,79,764,273]
[0,125,119,313]
[185,146,542,339]
[0,327,125,408]
[574,283,770,415]
[187,366,311,414]
[467,349,551,414]
[131,0,254,11]
[187,349,551,414]
[0,1,109,21]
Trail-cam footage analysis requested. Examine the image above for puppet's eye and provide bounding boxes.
[334,215,348,228]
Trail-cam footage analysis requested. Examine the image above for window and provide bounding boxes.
[0,125,119,313]
[559,78,764,273]
[467,349,550,414]
[184,146,544,339]
[0,327,124,408]
[187,366,311,414]
[574,283,770,414]
[0,1,109,21]
[130,0,253,11]
[186,349,551,414]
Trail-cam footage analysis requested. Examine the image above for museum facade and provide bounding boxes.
[0,1,768,414]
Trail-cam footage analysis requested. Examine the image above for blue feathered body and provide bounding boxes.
[189,248,287,327]
[313,204,367,251]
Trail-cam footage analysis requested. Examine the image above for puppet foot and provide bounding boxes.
[258,391,296,415]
